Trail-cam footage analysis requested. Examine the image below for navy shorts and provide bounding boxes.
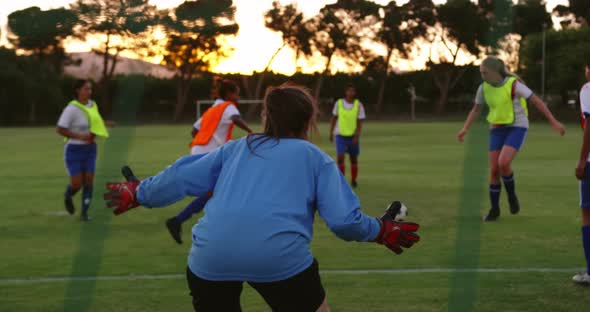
[335,135,360,156]
[580,162,590,210]
[64,143,97,176]
[489,126,528,152]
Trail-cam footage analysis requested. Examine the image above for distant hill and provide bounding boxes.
[64,52,176,80]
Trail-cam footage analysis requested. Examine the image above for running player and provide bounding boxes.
[165,79,252,244]
[57,79,109,221]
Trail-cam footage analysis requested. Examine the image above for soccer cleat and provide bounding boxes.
[351,181,358,188]
[572,272,590,285]
[483,209,500,222]
[166,217,183,244]
[508,194,520,215]
[79,213,91,222]
[64,194,75,215]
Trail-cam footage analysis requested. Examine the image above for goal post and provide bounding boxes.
[195,99,264,119]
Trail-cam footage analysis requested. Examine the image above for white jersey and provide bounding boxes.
[331,98,366,136]
[474,78,534,128]
[57,100,94,145]
[191,98,241,155]
[580,82,590,161]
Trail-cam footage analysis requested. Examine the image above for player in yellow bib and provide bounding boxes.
[457,56,565,221]
[57,80,110,221]
[329,84,365,188]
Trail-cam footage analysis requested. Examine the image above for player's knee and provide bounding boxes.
[316,297,330,312]
[70,181,83,191]
[498,160,511,175]
[582,209,590,226]
[489,166,500,178]
[337,156,345,165]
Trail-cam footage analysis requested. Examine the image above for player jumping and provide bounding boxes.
[457,56,565,221]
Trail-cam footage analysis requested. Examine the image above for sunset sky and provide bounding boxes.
[0,0,570,74]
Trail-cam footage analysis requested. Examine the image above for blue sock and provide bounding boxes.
[583,226,590,274]
[82,186,93,215]
[490,184,501,211]
[175,196,209,223]
[502,173,516,197]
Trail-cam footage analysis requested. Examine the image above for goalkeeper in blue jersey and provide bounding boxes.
[104,83,421,312]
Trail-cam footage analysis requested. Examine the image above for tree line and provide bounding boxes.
[1,0,589,125]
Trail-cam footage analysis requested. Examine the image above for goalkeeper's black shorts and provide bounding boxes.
[186,258,325,312]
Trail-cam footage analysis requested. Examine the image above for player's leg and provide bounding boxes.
[65,173,83,215]
[349,140,360,188]
[498,146,520,214]
[573,167,590,284]
[249,259,327,312]
[64,144,83,215]
[499,127,527,215]
[186,267,243,312]
[166,195,210,244]
[334,135,346,176]
[80,172,94,221]
[485,150,502,221]
[79,144,97,221]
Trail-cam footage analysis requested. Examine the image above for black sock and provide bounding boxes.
[65,185,79,197]
[502,173,516,198]
[490,183,501,212]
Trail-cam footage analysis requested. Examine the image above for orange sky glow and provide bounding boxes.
[0,0,570,75]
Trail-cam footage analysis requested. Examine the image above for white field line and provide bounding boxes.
[0,268,583,285]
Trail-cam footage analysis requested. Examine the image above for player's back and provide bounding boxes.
[188,136,335,283]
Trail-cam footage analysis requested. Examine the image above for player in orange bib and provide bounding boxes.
[166,79,252,244]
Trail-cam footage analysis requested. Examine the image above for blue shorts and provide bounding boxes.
[335,135,360,156]
[489,127,528,152]
[580,162,590,210]
[64,143,97,176]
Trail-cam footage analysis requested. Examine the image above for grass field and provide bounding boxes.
[0,122,588,311]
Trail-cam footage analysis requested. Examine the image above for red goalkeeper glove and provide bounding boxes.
[374,201,421,254]
[103,166,141,215]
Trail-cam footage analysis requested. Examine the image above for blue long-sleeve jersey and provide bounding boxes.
[137,136,381,282]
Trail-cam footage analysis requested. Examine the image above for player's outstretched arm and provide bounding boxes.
[231,115,253,134]
[457,104,482,143]
[315,164,420,254]
[104,148,225,215]
[528,95,566,136]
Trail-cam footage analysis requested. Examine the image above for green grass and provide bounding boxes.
[0,122,587,311]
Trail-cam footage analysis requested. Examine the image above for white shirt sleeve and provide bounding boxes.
[514,81,534,100]
[581,84,590,116]
[357,102,366,120]
[332,101,339,116]
[224,104,240,118]
[193,118,202,130]
[474,84,485,106]
[57,105,75,128]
